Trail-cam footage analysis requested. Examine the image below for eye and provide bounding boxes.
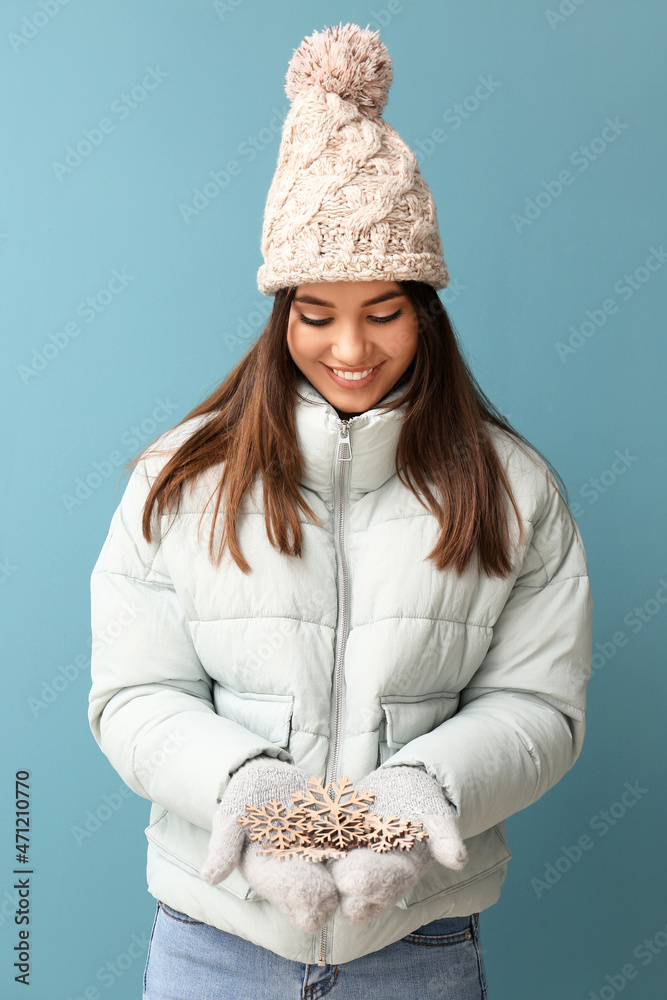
[369,308,402,324]
[298,314,331,327]
[297,308,403,327]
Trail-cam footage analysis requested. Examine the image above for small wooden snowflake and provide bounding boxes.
[238,798,308,850]
[290,776,376,851]
[238,775,428,861]
[366,814,430,853]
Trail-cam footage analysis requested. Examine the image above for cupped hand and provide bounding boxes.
[326,765,467,924]
[201,755,339,933]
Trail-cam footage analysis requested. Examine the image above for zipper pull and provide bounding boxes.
[336,420,352,461]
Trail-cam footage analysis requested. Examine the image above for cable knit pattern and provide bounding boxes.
[256,23,449,296]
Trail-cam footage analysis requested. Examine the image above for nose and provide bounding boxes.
[329,323,375,367]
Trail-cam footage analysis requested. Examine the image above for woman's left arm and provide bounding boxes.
[382,476,594,842]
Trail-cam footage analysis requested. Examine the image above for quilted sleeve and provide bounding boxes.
[87,446,294,832]
[382,471,594,842]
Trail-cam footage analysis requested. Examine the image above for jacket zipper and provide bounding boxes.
[318,418,352,966]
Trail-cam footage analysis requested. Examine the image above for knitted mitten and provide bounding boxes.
[201,755,339,933]
[327,764,467,924]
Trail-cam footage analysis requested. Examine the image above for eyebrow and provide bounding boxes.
[293,290,405,308]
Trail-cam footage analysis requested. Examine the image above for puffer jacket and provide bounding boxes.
[88,372,593,966]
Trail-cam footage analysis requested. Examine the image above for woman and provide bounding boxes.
[88,23,593,998]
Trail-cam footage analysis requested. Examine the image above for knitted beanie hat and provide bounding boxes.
[256,22,449,297]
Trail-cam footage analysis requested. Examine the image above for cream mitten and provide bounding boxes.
[327,764,468,924]
[201,755,339,933]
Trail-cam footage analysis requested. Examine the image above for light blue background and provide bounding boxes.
[1,1,666,996]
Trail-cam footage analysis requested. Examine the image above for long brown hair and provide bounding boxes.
[124,281,573,578]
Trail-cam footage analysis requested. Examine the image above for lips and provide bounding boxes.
[322,360,386,388]
[330,364,379,376]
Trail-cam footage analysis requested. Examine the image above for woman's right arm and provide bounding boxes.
[87,445,294,832]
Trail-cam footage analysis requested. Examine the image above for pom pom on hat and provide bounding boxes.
[285,22,393,119]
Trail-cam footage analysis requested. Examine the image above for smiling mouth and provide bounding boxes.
[324,362,385,382]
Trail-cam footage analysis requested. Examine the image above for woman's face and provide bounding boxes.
[286,280,419,419]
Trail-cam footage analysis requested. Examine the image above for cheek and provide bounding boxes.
[382,322,418,359]
[287,320,317,360]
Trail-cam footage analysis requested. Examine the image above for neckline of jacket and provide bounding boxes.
[294,372,410,497]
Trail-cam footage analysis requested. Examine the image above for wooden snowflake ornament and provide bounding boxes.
[290,775,375,850]
[238,776,429,862]
[238,797,306,851]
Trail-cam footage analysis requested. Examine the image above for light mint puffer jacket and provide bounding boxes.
[88,372,593,966]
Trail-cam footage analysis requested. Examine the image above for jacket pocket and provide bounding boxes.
[212,685,294,749]
[395,822,512,909]
[145,805,259,902]
[378,692,459,764]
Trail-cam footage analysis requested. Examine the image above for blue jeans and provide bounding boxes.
[142,900,489,999]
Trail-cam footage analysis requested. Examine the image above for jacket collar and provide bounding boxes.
[293,372,409,498]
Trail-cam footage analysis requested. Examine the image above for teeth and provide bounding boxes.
[332,366,376,381]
